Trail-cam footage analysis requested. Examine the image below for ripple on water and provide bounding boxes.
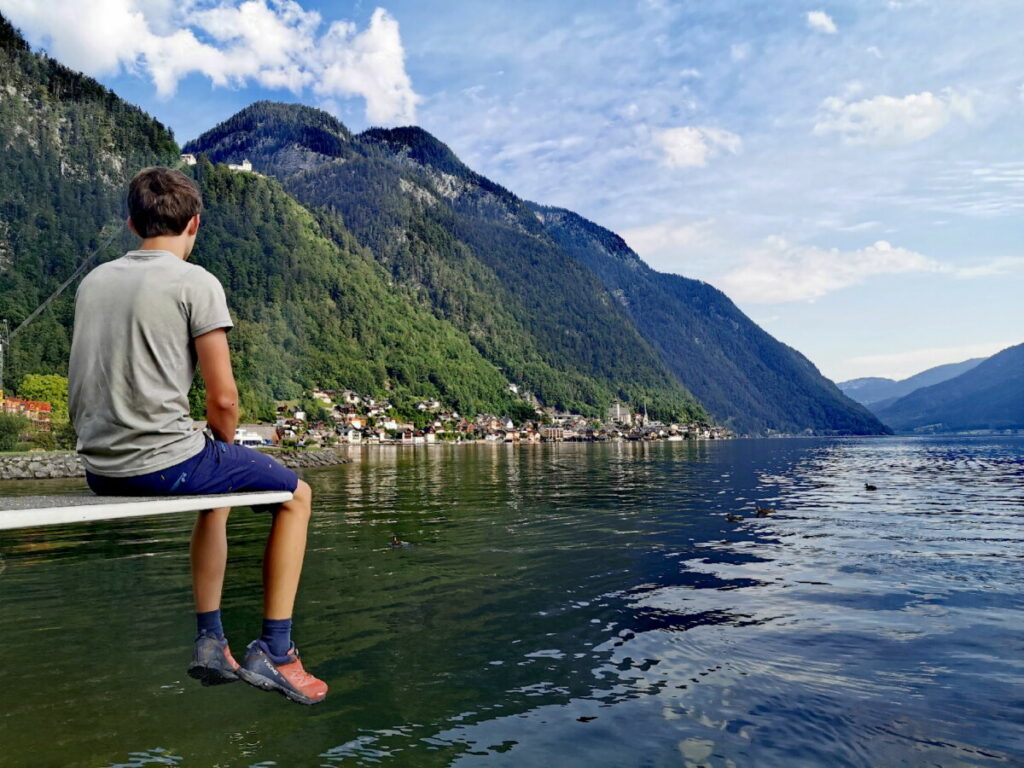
[1,437,1022,767]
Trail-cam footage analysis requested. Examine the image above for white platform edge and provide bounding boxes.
[0,491,293,531]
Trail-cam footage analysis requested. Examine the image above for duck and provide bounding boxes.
[864,483,877,491]
[726,512,743,523]
[389,534,410,548]
[755,505,775,517]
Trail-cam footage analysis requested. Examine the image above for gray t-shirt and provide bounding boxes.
[68,249,234,477]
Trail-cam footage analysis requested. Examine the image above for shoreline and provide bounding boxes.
[0,446,354,482]
[9,432,996,483]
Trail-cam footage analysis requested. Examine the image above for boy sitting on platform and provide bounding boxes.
[67,166,327,705]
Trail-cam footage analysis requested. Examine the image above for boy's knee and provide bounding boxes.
[294,479,312,502]
[290,479,313,515]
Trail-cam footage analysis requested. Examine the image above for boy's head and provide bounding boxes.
[127,166,203,255]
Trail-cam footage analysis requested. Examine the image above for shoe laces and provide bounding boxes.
[281,648,321,686]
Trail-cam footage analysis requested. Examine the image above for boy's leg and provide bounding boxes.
[263,480,313,619]
[187,505,241,685]
[178,441,328,703]
[238,479,328,704]
[191,506,231,614]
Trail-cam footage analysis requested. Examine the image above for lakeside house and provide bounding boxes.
[1,396,52,428]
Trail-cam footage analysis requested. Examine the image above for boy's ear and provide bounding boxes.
[186,214,200,236]
[126,217,139,237]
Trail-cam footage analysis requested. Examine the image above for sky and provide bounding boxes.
[2,0,1021,382]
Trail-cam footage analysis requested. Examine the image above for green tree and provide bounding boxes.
[0,413,28,451]
[18,373,69,419]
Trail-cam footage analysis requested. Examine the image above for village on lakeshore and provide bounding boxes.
[227,387,731,448]
[0,384,730,452]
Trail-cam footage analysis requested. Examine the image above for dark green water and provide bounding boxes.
[1,438,1021,767]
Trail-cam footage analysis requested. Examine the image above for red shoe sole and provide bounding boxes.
[236,666,327,705]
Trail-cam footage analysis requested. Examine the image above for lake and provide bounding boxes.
[0,437,1021,767]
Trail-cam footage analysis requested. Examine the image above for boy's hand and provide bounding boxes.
[195,328,239,443]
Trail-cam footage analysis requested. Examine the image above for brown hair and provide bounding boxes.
[127,166,203,238]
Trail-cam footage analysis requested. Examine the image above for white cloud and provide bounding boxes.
[814,89,973,146]
[730,42,750,62]
[951,256,1024,278]
[654,126,741,168]
[806,10,837,34]
[843,340,1015,381]
[313,8,419,124]
[623,215,1024,304]
[621,217,718,257]
[720,238,939,303]
[0,0,420,124]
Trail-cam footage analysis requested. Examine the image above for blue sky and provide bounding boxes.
[3,0,1021,381]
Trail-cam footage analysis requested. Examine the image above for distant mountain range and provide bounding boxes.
[874,343,1024,433]
[0,13,886,434]
[839,358,986,412]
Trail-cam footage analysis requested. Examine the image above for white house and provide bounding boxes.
[312,388,333,404]
[338,389,362,405]
[338,427,362,443]
[228,159,253,172]
[180,153,197,166]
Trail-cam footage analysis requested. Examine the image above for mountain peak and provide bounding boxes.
[183,101,352,176]
[359,126,470,177]
[0,12,30,53]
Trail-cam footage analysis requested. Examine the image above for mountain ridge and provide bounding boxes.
[876,343,1024,433]
[186,101,709,424]
[839,357,986,410]
[185,101,887,435]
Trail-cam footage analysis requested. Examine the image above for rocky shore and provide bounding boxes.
[0,448,352,482]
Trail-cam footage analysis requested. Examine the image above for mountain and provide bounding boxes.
[875,343,1024,433]
[839,357,985,410]
[186,102,887,435]
[0,16,532,422]
[531,205,886,435]
[187,102,706,423]
[2,12,887,434]
[0,14,178,384]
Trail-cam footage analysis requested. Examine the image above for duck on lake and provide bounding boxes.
[389,534,411,548]
[755,505,775,517]
[726,512,743,523]
[865,483,878,491]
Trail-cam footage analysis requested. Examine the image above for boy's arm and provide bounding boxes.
[195,328,239,444]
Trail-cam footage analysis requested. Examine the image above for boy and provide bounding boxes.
[67,166,327,705]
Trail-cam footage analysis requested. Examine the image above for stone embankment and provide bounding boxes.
[0,448,351,481]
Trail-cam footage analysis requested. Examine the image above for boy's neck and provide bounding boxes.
[137,236,191,260]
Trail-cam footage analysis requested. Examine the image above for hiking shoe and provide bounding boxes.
[237,639,328,705]
[187,631,241,686]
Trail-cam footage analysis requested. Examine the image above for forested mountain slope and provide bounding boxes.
[876,343,1024,433]
[838,357,985,412]
[187,102,707,422]
[0,14,178,384]
[187,160,525,419]
[531,206,887,435]
[0,17,524,420]
[187,102,885,434]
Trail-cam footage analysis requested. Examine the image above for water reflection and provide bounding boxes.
[1,438,1021,767]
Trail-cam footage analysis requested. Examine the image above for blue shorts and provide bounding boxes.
[85,436,300,507]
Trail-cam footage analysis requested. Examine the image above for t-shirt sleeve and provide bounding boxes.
[184,270,234,338]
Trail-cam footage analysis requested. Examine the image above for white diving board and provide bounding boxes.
[0,491,293,531]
